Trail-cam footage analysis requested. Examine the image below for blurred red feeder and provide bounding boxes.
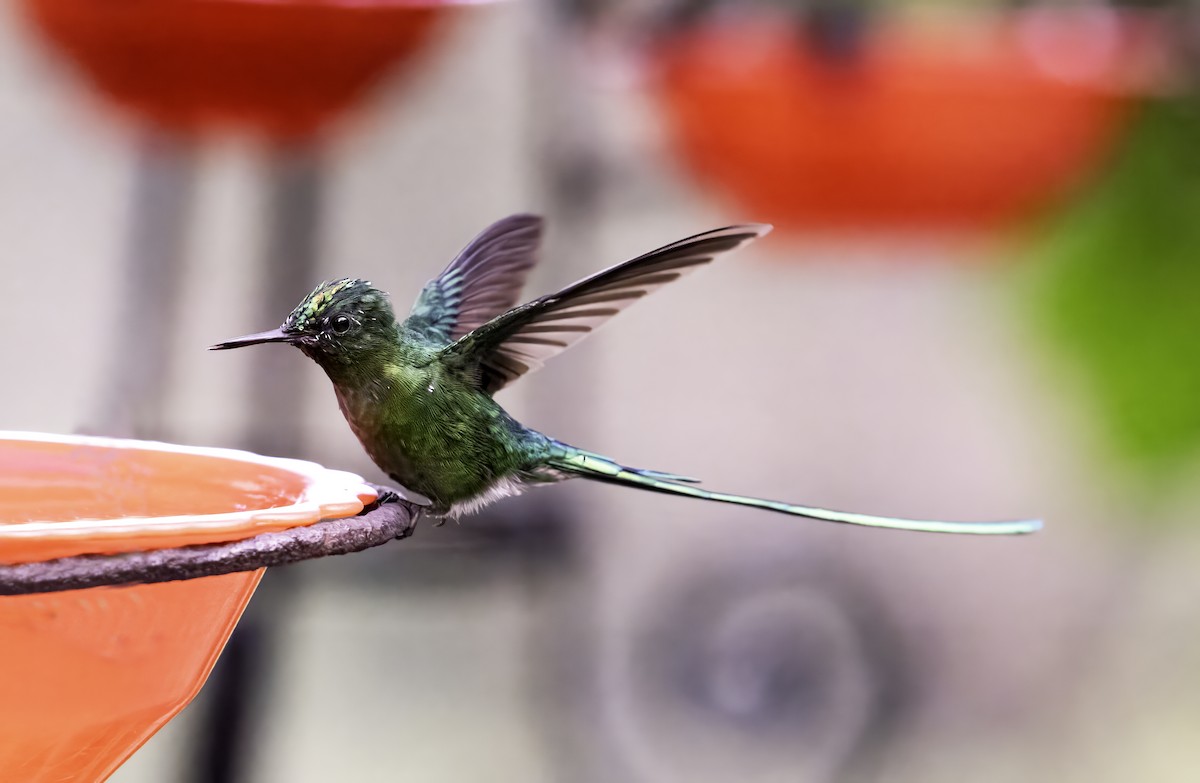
[20,0,466,140]
[653,9,1163,233]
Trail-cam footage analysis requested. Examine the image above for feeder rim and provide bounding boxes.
[0,484,418,595]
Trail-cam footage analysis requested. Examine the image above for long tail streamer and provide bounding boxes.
[551,450,1041,536]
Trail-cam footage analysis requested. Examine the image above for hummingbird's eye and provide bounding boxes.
[330,315,353,335]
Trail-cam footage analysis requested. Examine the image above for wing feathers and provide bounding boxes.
[403,214,544,344]
[444,223,771,392]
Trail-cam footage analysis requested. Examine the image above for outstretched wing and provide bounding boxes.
[403,214,544,345]
[442,223,771,393]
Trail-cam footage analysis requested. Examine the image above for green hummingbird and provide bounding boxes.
[212,215,1040,535]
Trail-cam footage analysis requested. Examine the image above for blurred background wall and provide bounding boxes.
[4,0,1200,781]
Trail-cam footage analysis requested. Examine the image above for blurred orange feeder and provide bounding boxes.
[0,432,375,783]
[18,0,471,140]
[653,9,1163,233]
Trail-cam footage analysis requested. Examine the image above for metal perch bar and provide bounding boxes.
[0,485,419,596]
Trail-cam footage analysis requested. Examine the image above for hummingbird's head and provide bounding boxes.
[211,278,399,371]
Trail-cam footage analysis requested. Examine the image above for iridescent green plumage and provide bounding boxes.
[212,215,1040,534]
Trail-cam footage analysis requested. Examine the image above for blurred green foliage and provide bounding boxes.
[1026,98,1200,485]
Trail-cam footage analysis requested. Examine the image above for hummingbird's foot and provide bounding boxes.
[362,484,404,512]
[367,480,433,510]
[374,487,403,506]
[362,484,420,539]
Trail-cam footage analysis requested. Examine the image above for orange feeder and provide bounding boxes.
[0,432,400,783]
[653,9,1162,233]
[19,0,462,140]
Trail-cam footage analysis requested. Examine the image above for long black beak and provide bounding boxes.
[209,329,295,351]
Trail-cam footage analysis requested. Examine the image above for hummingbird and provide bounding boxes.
[212,215,1040,535]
